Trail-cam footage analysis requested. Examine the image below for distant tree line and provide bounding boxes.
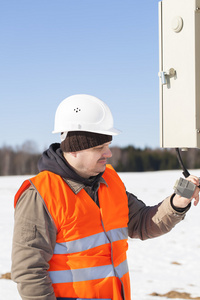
[1,141,200,175]
[108,146,200,172]
[0,141,41,176]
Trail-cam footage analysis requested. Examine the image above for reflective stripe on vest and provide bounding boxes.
[49,259,129,284]
[54,227,128,254]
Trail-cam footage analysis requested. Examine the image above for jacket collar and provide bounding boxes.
[63,177,108,195]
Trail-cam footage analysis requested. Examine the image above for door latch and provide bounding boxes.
[158,68,176,85]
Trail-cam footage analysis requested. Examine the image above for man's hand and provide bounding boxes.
[173,175,200,208]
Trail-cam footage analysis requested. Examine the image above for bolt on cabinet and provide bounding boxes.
[159,0,200,148]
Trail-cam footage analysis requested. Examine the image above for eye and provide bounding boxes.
[94,146,104,150]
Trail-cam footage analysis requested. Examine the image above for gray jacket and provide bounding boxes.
[11,144,190,300]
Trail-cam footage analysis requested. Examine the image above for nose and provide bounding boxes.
[103,147,112,158]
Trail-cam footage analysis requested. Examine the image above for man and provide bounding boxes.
[12,94,199,300]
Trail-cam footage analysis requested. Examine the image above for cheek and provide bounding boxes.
[85,154,99,168]
[77,151,100,169]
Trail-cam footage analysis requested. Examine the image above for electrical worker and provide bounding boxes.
[12,94,199,300]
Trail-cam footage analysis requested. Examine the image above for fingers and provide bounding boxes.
[191,185,200,206]
[187,175,200,187]
[187,176,200,206]
[193,193,199,206]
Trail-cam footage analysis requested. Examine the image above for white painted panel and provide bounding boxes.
[159,0,200,148]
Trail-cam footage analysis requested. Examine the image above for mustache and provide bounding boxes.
[98,158,107,162]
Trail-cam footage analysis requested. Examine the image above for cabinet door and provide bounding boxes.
[159,0,200,148]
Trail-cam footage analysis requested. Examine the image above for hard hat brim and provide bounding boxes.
[52,127,121,136]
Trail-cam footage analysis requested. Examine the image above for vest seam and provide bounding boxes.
[100,220,126,300]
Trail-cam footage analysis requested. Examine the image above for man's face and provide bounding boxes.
[70,142,112,178]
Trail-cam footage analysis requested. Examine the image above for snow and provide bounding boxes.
[0,170,200,299]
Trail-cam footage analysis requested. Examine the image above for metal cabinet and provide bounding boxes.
[159,0,200,148]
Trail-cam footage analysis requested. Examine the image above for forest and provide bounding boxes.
[1,141,200,175]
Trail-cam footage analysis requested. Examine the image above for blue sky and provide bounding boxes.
[0,0,160,152]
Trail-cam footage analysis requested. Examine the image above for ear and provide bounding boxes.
[63,152,77,161]
[70,151,77,157]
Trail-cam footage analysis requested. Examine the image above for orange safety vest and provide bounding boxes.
[14,165,130,300]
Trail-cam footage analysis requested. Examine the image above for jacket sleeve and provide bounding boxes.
[11,187,57,300]
[127,191,190,239]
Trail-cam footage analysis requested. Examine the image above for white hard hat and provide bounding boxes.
[52,94,121,137]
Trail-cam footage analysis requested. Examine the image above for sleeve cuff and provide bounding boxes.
[170,193,191,213]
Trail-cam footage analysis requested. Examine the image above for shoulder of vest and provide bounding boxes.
[103,165,124,188]
[14,180,31,208]
[104,164,119,178]
[31,170,60,180]
[105,164,115,171]
[14,171,63,208]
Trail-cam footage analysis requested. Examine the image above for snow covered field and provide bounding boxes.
[0,170,200,299]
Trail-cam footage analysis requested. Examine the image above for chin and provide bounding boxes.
[99,165,107,172]
[91,166,105,176]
